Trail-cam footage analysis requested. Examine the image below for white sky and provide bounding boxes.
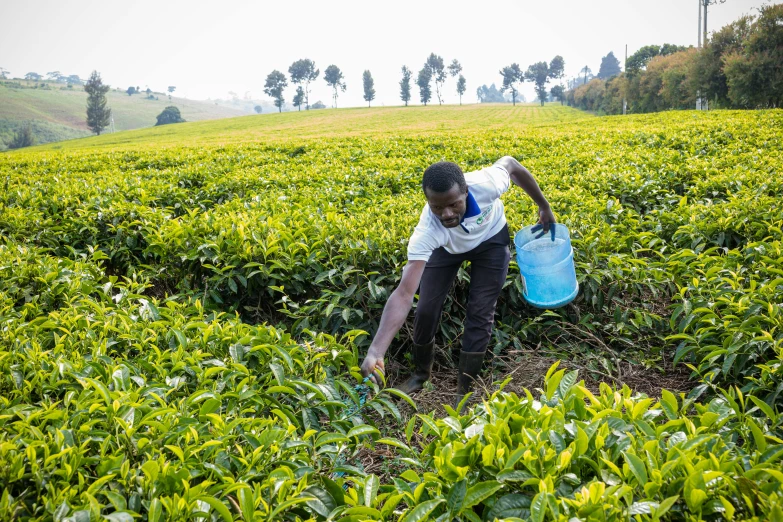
[0,0,768,108]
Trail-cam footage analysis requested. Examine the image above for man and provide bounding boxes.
[360,157,555,404]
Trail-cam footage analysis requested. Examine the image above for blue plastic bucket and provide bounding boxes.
[513,224,578,309]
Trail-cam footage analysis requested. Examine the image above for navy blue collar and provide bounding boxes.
[464,190,480,219]
[460,190,480,232]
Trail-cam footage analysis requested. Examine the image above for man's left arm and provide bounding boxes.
[494,156,556,232]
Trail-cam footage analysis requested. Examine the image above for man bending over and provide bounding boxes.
[360,157,555,405]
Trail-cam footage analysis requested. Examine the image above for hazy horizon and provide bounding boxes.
[0,0,770,109]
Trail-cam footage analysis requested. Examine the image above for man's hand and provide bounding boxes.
[538,205,556,231]
[360,349,385,385]
[532,205,557,240]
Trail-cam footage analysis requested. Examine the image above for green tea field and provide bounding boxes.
[1,105,783,520]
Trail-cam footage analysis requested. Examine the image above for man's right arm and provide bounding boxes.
[360,260,426,382]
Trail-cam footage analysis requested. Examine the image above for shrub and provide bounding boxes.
[7,125,34,149]
[155,106,185,126]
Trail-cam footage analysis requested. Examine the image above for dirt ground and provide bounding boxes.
[380,347,694,419]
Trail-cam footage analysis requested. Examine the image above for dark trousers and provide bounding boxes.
[413,225,511,353]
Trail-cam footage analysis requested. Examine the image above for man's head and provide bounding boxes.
[422,161,468,229]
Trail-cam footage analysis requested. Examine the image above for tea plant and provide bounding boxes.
[2,105,783,519]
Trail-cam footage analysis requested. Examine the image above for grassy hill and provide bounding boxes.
[18,102,594,152]
[0,79,247,150]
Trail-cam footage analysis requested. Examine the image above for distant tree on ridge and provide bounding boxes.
[264,70,287,112]
[425,53,446,104]
[499,63,524,105]
[324,65,346,108]
[400,66,412,106]
[84,70,111,135]
[362,70,375,107]
[289,58,319,110]
[550,84,566,104]
[293,86,305,111]
[456,75,467,105]
[597,52,622,79]
[417,66,432,106]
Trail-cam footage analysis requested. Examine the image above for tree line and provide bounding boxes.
[568,4,782,114]
[262,53,470,112]
[494,56,565,106]
[263,53,567,110]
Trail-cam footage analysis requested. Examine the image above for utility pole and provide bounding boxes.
[698,0,702,47]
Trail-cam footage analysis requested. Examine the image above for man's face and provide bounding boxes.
[425,183,468,228]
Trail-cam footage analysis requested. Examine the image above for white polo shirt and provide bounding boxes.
[407,164,511,262]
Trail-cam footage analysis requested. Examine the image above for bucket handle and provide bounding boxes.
[531,223,556,242]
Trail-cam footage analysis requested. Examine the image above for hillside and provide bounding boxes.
[19,102,594,151]
[0,80,247,150]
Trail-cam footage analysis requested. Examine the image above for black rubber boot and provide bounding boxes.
[455,350,486,409]
[397,341,435,395]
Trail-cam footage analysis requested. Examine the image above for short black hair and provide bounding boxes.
[422,161,467,194]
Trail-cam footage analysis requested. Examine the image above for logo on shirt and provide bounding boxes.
[476,206,492,225]
[462,205,494,232]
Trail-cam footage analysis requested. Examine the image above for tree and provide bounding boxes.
[288,58,319,110]
[626,44,684,75]
[84,71,111,135]
[477,84,506,103]
[264,70,287,112]
[549,55,565,83]
[400,66,412,106]
[323,65,346,108]
[690,14,753,107]
[448,59,462,78]
[8,125,34,149]
[155,106,185,126]
[456,75,467,105]
[723,4,783,108]
[46,71,61,81]
[126,86,137,96]
[526,62,552,106]
[499,63,524,105]
[167,86,176,101]
[254,105,263,114]
[67,75,82,85]
[448,59,465,104]
[25,72,41,81]
[660,43,688,56]
[293,86,305,111]
[550,85,566,104]
[362,70,376,107]
[425,53,446,104]
[581,65,592,85]
[416,66,432,106]
[0,67,9,79]
[597,52,622,79]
